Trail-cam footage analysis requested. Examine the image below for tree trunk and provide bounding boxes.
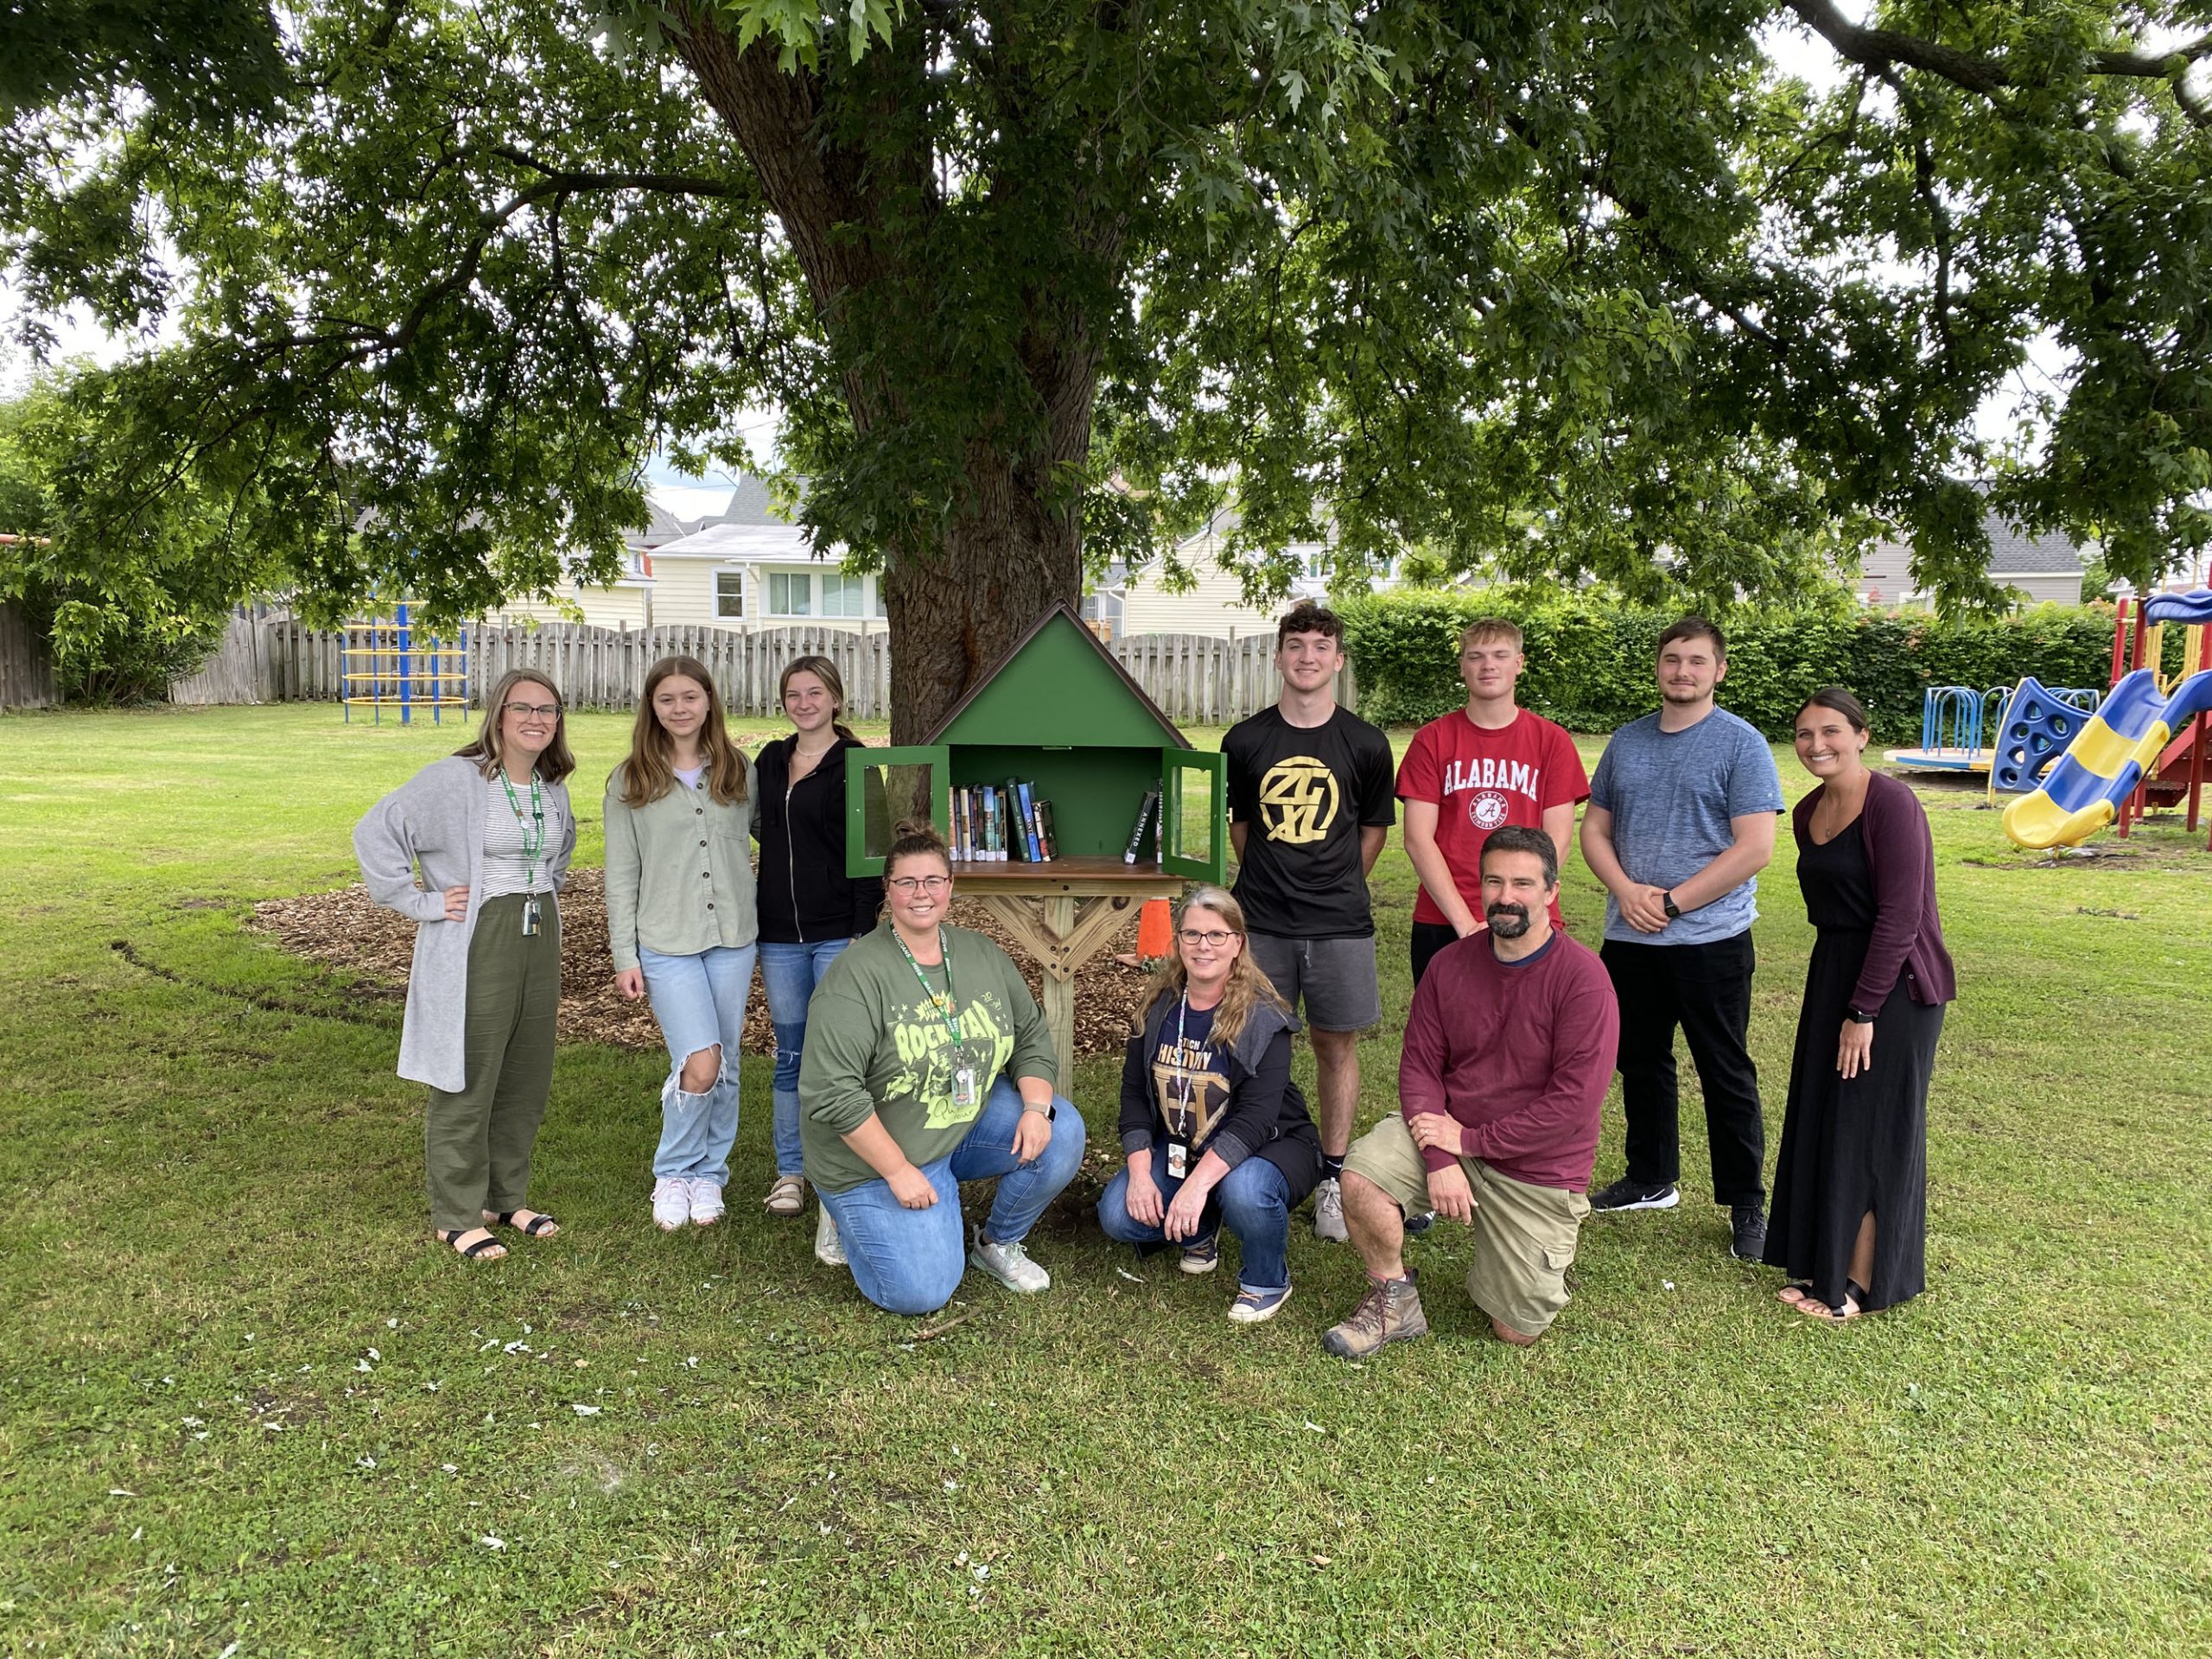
[880,446,1084,743]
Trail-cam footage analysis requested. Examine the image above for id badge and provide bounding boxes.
[953,1066,979,1110]
[520,895,541,936]
[1166,1141,1189,1180]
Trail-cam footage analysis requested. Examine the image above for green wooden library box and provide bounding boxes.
[845,603,1227,884]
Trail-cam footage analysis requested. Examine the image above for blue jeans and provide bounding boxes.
[639,943,756,1185]
[759,937,857,1178]
[817,1077,1088,1315]
[1097,1147,1294,1294]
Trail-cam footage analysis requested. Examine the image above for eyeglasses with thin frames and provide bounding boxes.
[1179,929,1235,948]
[888,875,951,894]
[502,702,561,719]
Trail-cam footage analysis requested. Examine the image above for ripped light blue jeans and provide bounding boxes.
[639,943,756,1185]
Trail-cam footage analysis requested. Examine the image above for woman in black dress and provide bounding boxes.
[1764,688,1955,1320]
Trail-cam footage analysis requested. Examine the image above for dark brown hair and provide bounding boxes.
[886,817,951,880]
[1275,601,1345,648]
[1796,685,1869,734]
[779,654,860,744]
[1657,615,1727,660]
[620,656,749,808]
[1480,823,1560,889]
[458,670,575,783]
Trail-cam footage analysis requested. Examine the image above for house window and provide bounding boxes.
[874,582,888,618]
[715,571,744,619]
[769,572,810,616]
[822,575,865,617]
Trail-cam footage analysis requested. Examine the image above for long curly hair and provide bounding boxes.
[619,656,749,808]
[1140,885,1287,1053]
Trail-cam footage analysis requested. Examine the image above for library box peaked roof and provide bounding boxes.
[924,602,1190,750]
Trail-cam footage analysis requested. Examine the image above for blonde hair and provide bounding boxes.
[457,671,575,782]
[620,656,749,809]
[1460,617,1523,652]
[779,654,860,743]
[1140,885,1288,1052]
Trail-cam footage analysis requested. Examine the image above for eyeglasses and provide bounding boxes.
[503,702,561,719]
[1179,929,1235,948]
[888,875,951,894]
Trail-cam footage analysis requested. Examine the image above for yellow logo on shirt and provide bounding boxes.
[1258,757,1340,845]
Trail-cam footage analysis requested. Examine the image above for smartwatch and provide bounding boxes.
[1661,891,1681,920]
[1845,1006,1876,1025]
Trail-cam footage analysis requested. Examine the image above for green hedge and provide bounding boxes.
[1336,592,2149,743]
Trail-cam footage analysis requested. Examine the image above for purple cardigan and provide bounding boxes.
[1793,770,1957,1009]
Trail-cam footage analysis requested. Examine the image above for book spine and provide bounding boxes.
[1005,778,1026,860]
[1123,787,1159,864]
[1016,781,1043,861]
[953,785,969,861]
[1037,798,1056,861]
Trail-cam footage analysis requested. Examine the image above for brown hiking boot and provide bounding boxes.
[1321,1269,1428,1358]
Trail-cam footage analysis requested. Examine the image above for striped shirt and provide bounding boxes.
[482,776,549,897]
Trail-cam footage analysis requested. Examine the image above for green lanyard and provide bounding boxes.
[498,772,546,892]
[894,928,963,1044]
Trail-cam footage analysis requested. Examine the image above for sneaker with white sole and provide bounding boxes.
[1589,1177,1680,1213]
[1228,1284,1292,1325]
[1312,1175,1348,1242]
[1179,1236,1220,1275]
[814,1206,847,1267]
[686,1179,725,1227]
[650,1176,691,1231]
[969,1230,1051,1294]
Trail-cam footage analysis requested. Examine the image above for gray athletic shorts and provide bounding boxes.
[1245,931,1381,1033]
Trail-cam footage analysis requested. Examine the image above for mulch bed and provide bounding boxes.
[249,868,1157,1059]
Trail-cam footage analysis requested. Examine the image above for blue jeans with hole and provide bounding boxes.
[1097,1147,1293,1294]
[816,1077,1087,1315]
[759,937,858,1179]
[639,943,755,1185]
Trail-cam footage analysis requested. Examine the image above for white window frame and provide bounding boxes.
[769,571,811,617]
[715,569,745,619]
[821,574,865,617]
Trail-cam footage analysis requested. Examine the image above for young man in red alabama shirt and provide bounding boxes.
[1395,618,1588,986]
[1321,826,1620,1356]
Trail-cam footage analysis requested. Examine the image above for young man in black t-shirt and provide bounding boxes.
[1222,602,1396,1242]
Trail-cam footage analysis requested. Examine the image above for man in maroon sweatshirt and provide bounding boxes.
[1323,826,1620,1354]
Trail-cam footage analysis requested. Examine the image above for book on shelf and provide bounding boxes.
[1122,786,1160,864]
[1036,799,1057,860]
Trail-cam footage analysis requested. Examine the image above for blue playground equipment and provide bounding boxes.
[343,601,470,725]
[1986,680,2106,797]
[1887,683,2015,773]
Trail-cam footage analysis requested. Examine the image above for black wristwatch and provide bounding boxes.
[1661,891,1681,920]
[1845,1006,1876,1025]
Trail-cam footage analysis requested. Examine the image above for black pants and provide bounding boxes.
[1601,931,1765,1206]
[1410,921,1460,988]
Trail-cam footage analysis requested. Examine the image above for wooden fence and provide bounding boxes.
[0,601,59,710]
[189,619,1355,725]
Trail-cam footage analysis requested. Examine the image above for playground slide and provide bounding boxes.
[2002,667,2212,848]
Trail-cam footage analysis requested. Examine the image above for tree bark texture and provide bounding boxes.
[673,10,1106,742]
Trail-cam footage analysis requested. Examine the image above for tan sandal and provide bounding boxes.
[763,1173,807,1216]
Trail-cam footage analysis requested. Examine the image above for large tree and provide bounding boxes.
[4,0,2207,735]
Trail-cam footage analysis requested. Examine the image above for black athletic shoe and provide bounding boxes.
[1402,1211,1436,1236]
[1589,1177,1680,1213]
[1731,1204,1768,1262]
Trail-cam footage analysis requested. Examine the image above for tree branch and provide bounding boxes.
[1788,0,2212,102]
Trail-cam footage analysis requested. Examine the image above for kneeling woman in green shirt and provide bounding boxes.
[798,821,1086,1313]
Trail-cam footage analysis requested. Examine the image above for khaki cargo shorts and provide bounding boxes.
[1343,1113,1590,1337]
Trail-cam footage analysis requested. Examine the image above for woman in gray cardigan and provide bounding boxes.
[604,655,761,1232]
[353,670,579,1261]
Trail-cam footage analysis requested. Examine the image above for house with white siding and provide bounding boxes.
[1859,499,2087,607]
[645,476,888,632]
[1097,509,1390,639]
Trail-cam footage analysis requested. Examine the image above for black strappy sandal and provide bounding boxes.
[438,1229,506,1260]
[486,1210,560,1237]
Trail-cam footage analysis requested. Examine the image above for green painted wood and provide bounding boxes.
[844,745,950,876]
[935,612,1183,749]
[1161,747,1227,883]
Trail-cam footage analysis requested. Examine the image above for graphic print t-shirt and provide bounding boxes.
[1150,1001,1229,1149]
[1395,709,1590,926]
[1223,706,1396,938]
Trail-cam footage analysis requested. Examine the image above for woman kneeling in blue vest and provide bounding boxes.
[1097,886,1323,1324]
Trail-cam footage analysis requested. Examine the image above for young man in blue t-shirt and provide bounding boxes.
[1579,616,1784,1261]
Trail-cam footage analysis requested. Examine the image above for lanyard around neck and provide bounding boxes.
[895,927,963,1044]
[498,772,546,891]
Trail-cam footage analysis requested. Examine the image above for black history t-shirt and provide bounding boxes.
[1223,705,1397,939]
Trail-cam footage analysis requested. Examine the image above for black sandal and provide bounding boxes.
[487,1210,560,1237]
[438,1229,506,1260]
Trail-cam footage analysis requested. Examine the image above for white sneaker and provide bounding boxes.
[814,1207,847,1267]
[686,1179,725,1227]
[1312,1176,1348,1242]
[969,1230,1050,1294]
[651,1177,691,1232]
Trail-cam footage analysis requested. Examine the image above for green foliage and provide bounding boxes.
[0,368,272,703]
[1338,588,2127,741]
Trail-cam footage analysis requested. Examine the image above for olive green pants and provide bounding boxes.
[425,893,562,1231]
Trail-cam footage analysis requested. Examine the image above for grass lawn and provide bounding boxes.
[3,702,2209,1656]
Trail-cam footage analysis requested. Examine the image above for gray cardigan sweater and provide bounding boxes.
[353,754,577,1092]
[601,757,763,973]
